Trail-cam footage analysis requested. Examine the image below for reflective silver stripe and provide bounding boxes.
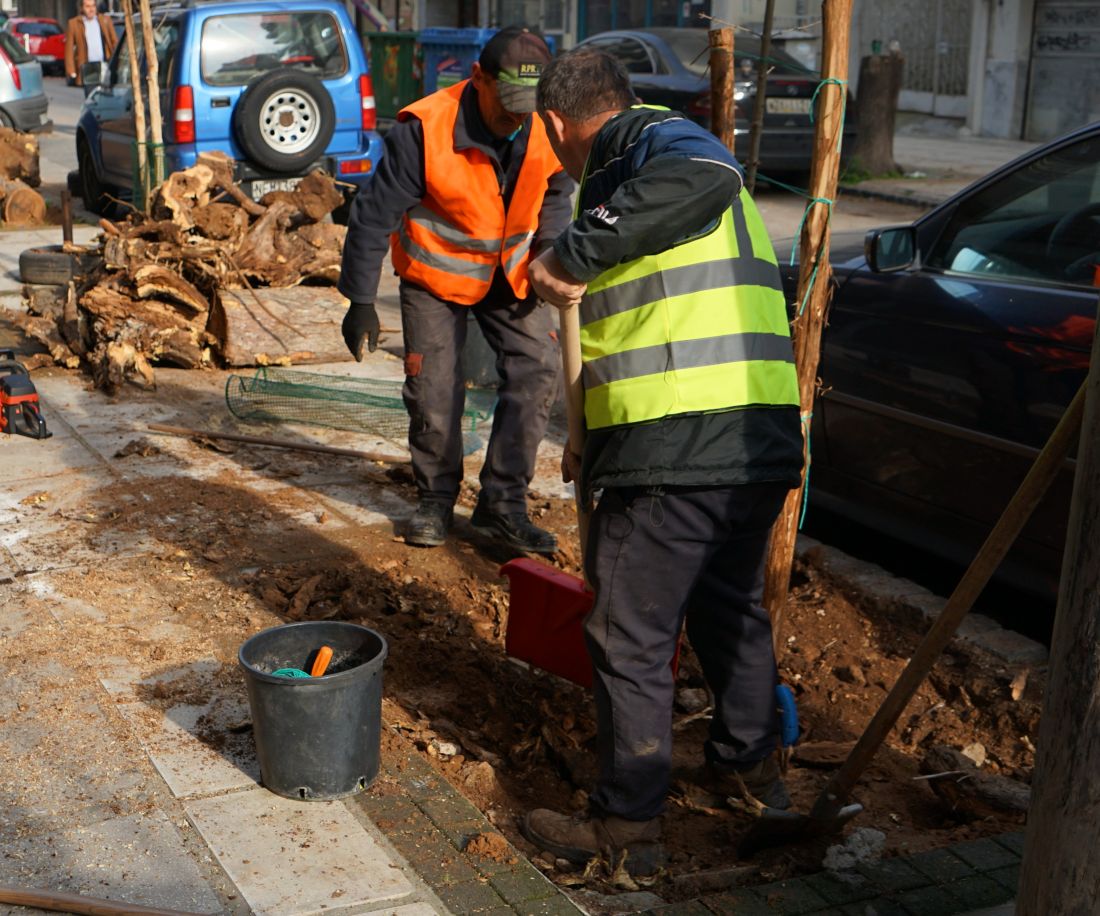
[502,231,535,275]
[583,333,795,389]
[398,226,496,281]
[731,198,754,258]
[407,205,502,254]
[583,258,783,324]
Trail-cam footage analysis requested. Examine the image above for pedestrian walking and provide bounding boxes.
[522,47,805,872]
[65,0,117,86]
[339,26,573,553]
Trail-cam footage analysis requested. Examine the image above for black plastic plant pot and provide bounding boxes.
[238,621,388,800]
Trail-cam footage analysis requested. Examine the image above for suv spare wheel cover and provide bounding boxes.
[234,69,336,174]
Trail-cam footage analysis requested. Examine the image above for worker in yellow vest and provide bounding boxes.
[522,48,805,874]
[338,27,573,551]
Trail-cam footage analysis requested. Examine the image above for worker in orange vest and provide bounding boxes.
[339,27,573,552]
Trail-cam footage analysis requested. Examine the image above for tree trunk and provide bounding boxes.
[708,29,735,153]
[1017,301,1100,914]
[120,0,147,195]
[761,0,853,652]
[211,287,347,367]
[744,0,776,194]
[851,52,904,176]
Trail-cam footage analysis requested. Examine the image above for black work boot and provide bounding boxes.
[470,503,557,555]
[522,809,664,875]
[707,753,791,810]
[405,500,453,547]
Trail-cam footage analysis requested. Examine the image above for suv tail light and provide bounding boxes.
[359,74,376,131]
[174,85,195,143]
[0,48,21,91]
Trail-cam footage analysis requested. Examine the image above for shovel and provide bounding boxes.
[500,302,594,683]
[739,379,1087,857]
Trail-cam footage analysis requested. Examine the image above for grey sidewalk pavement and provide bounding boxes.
[843,117,1040,208]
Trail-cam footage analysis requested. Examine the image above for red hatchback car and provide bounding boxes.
[4,18,65,76]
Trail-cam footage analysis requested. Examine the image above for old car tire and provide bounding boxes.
[19,246,81,285]
[234,70,335,174]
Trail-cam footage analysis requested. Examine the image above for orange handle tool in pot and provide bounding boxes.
[310,645,333,677]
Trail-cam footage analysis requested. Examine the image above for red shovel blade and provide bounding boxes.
[501,558,595,688]
[500,558,683,690]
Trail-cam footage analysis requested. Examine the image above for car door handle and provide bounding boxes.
[211,97,230,108]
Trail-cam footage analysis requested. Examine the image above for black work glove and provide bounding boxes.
[342,301,380,360]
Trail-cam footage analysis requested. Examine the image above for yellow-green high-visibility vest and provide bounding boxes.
[579,193,800,430]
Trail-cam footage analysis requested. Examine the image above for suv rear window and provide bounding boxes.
[201,11,347,87]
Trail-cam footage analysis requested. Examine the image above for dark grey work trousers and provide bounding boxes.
[583,483,789,821]
[399,280,559,513]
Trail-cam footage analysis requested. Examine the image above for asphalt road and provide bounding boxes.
[39,75,85,182]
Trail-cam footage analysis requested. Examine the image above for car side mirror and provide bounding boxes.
[82,61,110,91]
[865,226,916,273]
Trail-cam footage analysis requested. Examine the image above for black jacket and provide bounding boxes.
[338,83,575,307]
[556,107,804,492]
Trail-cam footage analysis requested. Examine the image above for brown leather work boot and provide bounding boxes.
[522,809,664,875]
[707,753,791,810]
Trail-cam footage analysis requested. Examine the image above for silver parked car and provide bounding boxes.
[0,30,48,131]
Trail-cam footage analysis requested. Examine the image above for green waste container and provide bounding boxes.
[365,31,423,122]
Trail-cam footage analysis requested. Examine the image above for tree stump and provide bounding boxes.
[3,185,46,225]
[0,126,40,187]
[851,52,904,176]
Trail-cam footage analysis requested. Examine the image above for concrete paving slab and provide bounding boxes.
[0,809,223,914]
[115,696,260,800]
[186,788,415,916]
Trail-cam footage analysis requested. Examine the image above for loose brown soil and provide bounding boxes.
[31,457,1043,903]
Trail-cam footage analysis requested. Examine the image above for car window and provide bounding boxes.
[113,21,179,89]
[19,22,62,37]
[200,11,348,87]
[657,30,812,77]
[595,37,658,74]
[0,31,32,64]
[927,135,1100,288]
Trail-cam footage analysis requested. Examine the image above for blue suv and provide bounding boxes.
[75,0,383,214]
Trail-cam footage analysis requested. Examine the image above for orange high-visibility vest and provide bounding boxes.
[390,81,562,305]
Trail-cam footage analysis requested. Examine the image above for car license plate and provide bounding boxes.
[250,177,302,201]
[766,97,812,115]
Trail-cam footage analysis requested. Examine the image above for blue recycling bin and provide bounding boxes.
[420,27,557,95]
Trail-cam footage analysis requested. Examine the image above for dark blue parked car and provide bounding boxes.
[577,27,856,173]
[75,0,383,214]
[782,121,1099,601]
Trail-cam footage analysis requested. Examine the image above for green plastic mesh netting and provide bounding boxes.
[225,368,497,445]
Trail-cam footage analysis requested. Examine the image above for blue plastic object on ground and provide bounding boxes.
[776,683,799,747]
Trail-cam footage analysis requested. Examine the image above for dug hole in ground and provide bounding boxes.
[3,373,1041,907]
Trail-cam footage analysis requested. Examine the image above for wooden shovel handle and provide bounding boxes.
[0,885,207,916]
[558,303,590,554]
[815,380,1087,814]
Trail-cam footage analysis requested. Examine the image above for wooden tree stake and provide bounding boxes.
[708,29,735,153]
[137,0,164,192]
[762,0,853,652]
[1017,300,1100,914]
[120,0,147,193]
